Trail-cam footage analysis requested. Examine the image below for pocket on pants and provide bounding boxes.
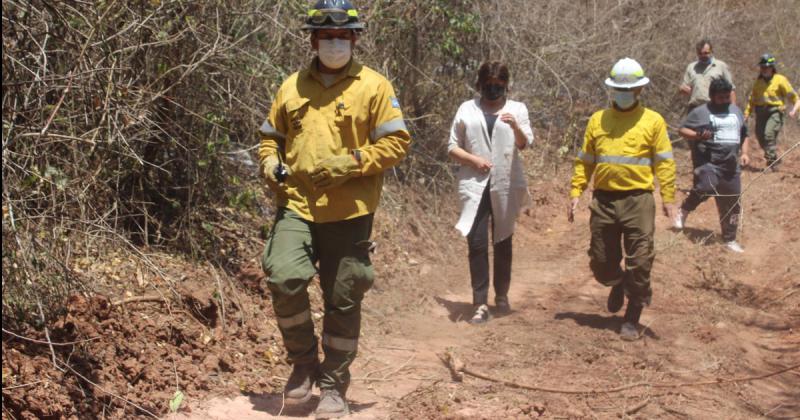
[334,246,375,307]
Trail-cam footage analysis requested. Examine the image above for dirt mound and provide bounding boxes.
[1,192,446,419]
[2,270,286,418]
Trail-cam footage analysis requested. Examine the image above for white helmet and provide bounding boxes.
[605,58,650,89]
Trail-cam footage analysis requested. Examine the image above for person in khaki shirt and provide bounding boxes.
[679,39,737,110]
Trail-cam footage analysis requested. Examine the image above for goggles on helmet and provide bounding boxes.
[308,8,358,25]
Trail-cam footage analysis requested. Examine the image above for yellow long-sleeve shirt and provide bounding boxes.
[744,73,799,117]
[570,105,676,203]
[258,58,411,223]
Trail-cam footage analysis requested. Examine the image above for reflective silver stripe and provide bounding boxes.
[370,118,407,142]
[654,151,674,162]
[259,120,285,139]
[277,309,311,329]
[577,151,596,163]
[596,155,652,166]
[322,334,358,352]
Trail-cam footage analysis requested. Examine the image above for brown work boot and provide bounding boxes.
[315,388,350,419]
[284,359,318,405]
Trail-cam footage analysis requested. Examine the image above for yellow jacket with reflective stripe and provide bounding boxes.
[258,58,411,223]
[570,105,676,203]
[744,74,798,117]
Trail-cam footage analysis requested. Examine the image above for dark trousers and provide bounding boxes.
[261,208,375,393]
[588,190,655,306]
[681,165,741,242]
[467,183,512,306]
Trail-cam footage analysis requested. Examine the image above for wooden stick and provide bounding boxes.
[443,351,799,394]
[2,328,100,346]
[111,295,166,306]
[624,398,651,416]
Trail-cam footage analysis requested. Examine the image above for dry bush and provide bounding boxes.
[2,0,799,324]
[2,0,310,324]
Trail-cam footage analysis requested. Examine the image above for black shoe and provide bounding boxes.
[607,283,625,313]
[494,295,511,315]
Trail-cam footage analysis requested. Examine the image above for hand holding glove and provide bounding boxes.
[310,153,361,190]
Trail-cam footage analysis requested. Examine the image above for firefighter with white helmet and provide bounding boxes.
[569,58,677,341]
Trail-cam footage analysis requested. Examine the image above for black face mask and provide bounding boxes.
[708,101,730,113]
[481,84,506,101]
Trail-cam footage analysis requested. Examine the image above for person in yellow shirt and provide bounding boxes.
[744,54,800,171]
[568,58,677,341]
[257,1,411,417]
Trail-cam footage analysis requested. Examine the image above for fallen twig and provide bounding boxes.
[111,295,167,306]
[2,328,100,346]
[441,351,464,382]
[354,354,417,383]
[1,380,49,391]
[442,350,799,394]
[37,300,64,372]
[623,397,650,416]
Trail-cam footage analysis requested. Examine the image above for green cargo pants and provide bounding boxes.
[754,106,784,165]
[261,208,374,394]
[588,190,655,306]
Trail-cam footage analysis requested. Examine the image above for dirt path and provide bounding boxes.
[171,217,586,419]
[174,140,800,419]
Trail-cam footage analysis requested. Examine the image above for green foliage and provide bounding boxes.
[169,390,185,413]
[430,1,480,58]
[229,189,259,212]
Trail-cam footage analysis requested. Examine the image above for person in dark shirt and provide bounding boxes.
[674,78,752,253]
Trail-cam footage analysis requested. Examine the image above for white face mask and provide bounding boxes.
[318,38,352,70]
[613,90,637,109]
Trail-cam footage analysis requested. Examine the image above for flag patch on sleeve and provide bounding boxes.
[390,96,400,108]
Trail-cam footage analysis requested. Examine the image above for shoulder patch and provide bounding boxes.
[390,96,400,109]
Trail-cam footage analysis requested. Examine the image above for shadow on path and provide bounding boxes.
[434,296,474,323]
[682,226,717,245]
[246,393,376,417]
[554,311,660,339]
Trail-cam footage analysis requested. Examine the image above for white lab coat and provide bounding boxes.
[448,98,534,243]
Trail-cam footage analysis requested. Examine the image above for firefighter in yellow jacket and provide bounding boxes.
[743,54,800,171]
[568,58,677,341]
[257,1,411,417]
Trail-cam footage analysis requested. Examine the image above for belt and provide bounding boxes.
[594,189,650,198]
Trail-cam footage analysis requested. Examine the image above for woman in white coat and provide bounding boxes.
[447,61,534,324]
